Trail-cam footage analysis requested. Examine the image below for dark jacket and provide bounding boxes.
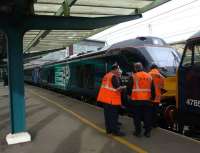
[112,75,121,89]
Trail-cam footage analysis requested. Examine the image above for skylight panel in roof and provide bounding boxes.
[70,5,134,16]
[75,0,153,9]
[34,3,61,13]
[37,0,63,4]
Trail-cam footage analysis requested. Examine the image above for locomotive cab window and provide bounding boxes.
[181,42,200,68]
[193,43,200,67]
[122,49,147,70]
[146,47,180,68]
[182,44,193,67]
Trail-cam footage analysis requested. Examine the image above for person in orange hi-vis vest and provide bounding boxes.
[149,64,165,127]
[127,62,155,138]
[97,63,126,136]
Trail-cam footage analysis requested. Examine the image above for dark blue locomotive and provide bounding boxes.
[177,31,200,136]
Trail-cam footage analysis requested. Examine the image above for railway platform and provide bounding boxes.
[0,84,199,153]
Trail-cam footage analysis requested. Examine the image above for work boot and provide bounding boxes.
[133,131,142,137]
[112,131,126,136]
[117,122,122,126]
[106,130,112,134]
[144,131,151,138]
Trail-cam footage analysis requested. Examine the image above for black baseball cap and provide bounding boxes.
[111,63,119,70]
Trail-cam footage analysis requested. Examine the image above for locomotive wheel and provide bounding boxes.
[164,105,177,129]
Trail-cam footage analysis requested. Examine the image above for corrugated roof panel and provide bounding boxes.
[37,0,63,4]
[75,0,152,9]
[23,27,112,52]
[34,3,61,13]
[47,30,91,35]
[25,30,41,33]
[29,46,64,53]
[33,0,155,17]
[23,35,37,39]
[70,5,135,16]
[35,12,55,15]
[70,14,113,17]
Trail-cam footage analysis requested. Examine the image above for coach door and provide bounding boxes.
[179,41,200,114]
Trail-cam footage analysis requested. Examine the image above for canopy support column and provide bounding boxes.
[5,27,31,145]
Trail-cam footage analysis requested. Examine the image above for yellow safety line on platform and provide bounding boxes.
[29,90,148,153]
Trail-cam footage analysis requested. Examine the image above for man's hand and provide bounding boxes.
[117,86,126,91]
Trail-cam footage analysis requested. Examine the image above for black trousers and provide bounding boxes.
[103,103,120,133]
[152,104,160,127]
[130,101,153,134]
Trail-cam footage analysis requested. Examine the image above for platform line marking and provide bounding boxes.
[29,90,148,153]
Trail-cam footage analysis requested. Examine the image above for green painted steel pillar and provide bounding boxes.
[6,27,26,134]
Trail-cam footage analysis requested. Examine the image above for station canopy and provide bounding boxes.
[23,0,171,55]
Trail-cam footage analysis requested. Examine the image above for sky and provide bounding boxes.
[90,0,200,45]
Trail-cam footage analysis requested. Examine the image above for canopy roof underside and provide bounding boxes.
[21,0,171,54]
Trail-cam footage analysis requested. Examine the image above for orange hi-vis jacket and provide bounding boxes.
[149,68,164,103]
[131,71,152,101]
[97,72,121,105]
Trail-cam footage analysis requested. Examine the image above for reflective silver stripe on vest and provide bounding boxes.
[132,74,151,93]
[101,85,117,91]
[132,74,139,89]
[132,89,151,92]
[101,73,117,92]
[152,73,161,78]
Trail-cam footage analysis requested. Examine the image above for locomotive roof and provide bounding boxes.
[107,36,167,50]
[24,36,172,69]
[66,37,167,58]
[47,37,170,63]
[188,31,200,41]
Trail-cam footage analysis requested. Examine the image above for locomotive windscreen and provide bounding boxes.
[146,46,180,76]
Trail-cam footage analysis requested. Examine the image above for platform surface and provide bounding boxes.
[0,83,199,153]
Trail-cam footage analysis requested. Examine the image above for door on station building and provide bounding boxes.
[178,41,200,114]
